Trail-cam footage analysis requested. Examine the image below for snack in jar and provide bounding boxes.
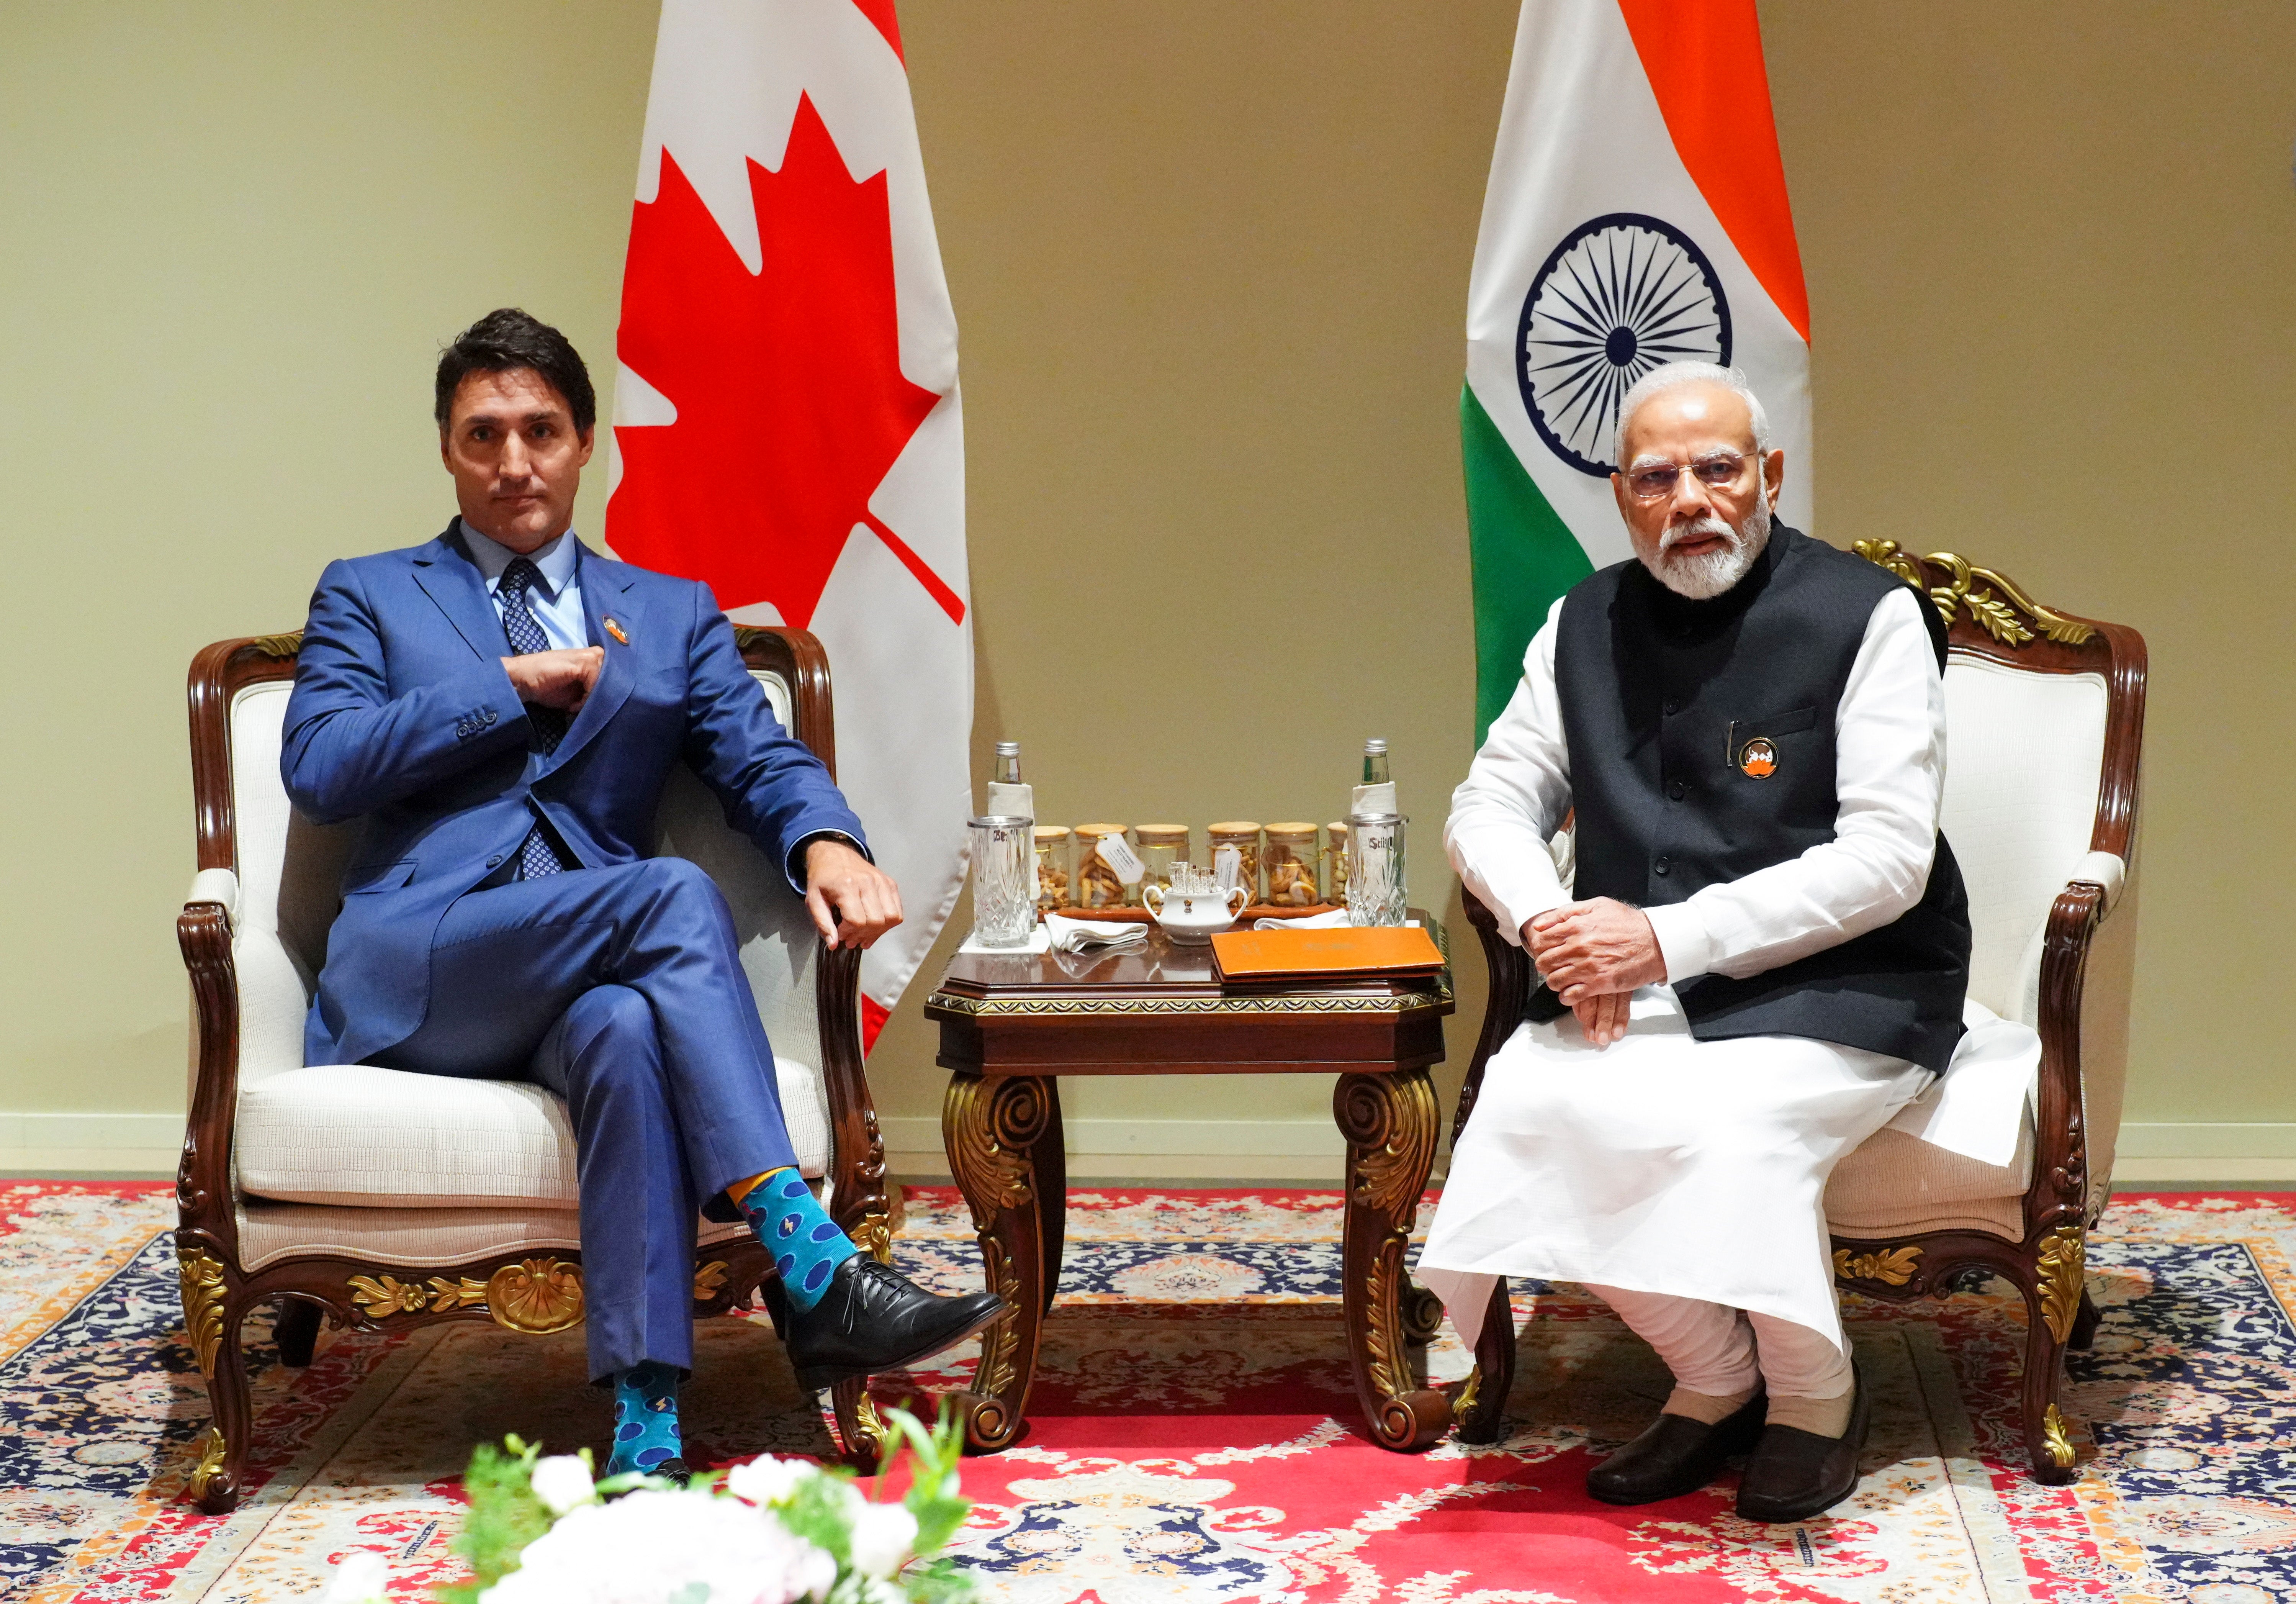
[1132,824,1191,896]
[1032,826,1073,913]
[1263,823,1322,907]
[1326,820,1351,908]
[1206,822,1263,903]
[1073,822,1131,909]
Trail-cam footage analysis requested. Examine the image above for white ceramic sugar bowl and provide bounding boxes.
[1141,864,1249,945]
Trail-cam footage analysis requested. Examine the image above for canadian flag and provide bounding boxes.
[609,0,970,1047]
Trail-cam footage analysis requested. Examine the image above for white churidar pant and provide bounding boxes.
[1417,984,1935,1365]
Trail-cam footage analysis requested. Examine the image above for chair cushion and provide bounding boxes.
[237,1057,831,1208]
[234,1199,753,1274]
[1824,1126,2029,1243]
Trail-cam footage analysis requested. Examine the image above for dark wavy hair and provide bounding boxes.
[434,307,597,435]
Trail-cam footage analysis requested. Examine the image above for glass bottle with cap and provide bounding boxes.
[1132,824,1190,898]
[1206,822,1263,903]
[1032,826,1073,913]
[1362,739,1390,785]
[1073,823,1131,909]
[1263,823,1322,907]
[994,741,1023,783]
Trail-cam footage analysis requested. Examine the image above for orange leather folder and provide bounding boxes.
[1210,925,1447,985]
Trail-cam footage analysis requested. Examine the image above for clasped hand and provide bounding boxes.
[804,838,903,952]
[1523,896,1665,1048]
[502,647,604,711]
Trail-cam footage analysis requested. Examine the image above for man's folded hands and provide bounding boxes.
[1524,896,1667,1047]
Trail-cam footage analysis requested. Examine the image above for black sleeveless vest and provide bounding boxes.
[1539,525,1972,1072]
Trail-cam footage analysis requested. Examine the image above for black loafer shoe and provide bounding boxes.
[604,1457,688,1496]
[784,1255,1008,1393]
[1736,1365,1870,1523]
[1587,1388,1768,1506]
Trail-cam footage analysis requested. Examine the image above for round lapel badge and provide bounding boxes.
[1739,737,1779,779]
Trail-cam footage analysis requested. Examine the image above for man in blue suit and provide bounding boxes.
[284,308,1002,1479]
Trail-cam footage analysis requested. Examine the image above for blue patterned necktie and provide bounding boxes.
[498,557,574,880]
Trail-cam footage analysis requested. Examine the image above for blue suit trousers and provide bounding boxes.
[369,857,797,1381]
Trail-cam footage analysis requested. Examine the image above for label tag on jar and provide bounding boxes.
[1213,844,1242,892]
[1096,834,1147,885]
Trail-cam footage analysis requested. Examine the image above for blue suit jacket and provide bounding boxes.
[283,525,868,1067]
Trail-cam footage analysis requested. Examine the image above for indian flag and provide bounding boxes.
[1463,0,1811,741]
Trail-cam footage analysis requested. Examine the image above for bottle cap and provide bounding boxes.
[1264,822,1318,836]
[994,741,1021,757]
[1208,821,1262,835]
[1033,825,1072,840]
[1075,822,1127,837]
[1363,739,1388,755]
[1134,824,1189,840]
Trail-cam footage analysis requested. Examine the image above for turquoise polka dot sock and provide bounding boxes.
[735,1168,859,1313]
[605,1360,682,1476]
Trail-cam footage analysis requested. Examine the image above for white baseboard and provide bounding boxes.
[0,1112,181,1175]
[8,1112,2292,1186]
[2112,1123,2296,1182]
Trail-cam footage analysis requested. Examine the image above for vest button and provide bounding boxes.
[1663,696,1681,715]
[1667,780,1687,801]
[1653,855,1673,877]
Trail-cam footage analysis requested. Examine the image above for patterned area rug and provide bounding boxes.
[4,1182,2294,1602]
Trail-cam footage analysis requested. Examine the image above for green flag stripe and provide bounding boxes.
[1461,382,1595,745]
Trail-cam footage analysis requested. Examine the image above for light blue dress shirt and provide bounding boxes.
[457,519,588,650]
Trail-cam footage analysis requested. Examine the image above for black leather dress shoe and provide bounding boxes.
[783,1256,1008,1393]
[1737,1366,1869,1523]
[1587,1389,1767,1506]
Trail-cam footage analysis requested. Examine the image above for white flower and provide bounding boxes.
[529,1454,596,1516]
[723,1454,817,1508]
[317,1550,391,1604]
[478,1488,835,1604]
[846,1502,918,1579]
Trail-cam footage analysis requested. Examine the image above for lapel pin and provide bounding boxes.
[604,616,630,646]
[1739,737,1779,780]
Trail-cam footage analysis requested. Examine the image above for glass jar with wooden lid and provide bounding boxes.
[1132,824,1190,898]
[1326,820,1352,908]
[1263,823,1322,908]
[1206,822,1262,903]
[1073,823,1131,909]
[1032,826,1073,913]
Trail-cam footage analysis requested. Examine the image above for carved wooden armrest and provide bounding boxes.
[1455,890,1534,1148]
[2028,878,2109,1230]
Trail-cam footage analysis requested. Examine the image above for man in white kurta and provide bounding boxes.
[1419,362,2032,1523]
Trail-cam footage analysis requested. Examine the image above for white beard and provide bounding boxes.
[1640,498,1772,600]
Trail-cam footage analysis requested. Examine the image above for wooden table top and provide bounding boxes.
[923,911,1452,1018]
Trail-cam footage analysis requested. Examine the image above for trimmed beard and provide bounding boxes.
[1638,494,1772,600]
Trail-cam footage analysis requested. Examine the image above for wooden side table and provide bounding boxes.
[921,914,1458,1453]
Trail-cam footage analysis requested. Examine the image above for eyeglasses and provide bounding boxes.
[1622,452,1755,501]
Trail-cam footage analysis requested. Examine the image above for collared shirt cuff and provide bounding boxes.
[786,830,870,893]
[1645,902,1717,984]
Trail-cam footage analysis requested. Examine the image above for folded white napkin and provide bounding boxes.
[1043,912,1149,952]
[1250,910,1423,932]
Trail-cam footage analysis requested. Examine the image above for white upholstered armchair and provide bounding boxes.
[174,624,897,1514]
[1452,542,2146,1483]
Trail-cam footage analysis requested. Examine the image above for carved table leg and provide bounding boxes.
[944,1072,1057,1453]
[1033,1078,1067,1316]
[1334,1069,1451,1452]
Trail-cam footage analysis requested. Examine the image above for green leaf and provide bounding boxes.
[439,1439,555,1604]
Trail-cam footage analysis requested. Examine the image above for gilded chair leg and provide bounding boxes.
[2019,1275,2079,1485]
[190,1301,254,1514]
[1453,1278,1514,1445]
[272,1299,322,1368]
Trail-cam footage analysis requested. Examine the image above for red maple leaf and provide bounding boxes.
[610,93,956,628]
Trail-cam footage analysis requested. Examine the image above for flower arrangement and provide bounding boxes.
[319,1408,974,1604]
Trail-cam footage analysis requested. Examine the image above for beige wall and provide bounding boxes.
[0,3,2286,1170]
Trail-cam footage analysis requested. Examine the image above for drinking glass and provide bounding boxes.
[1346,813,1407,927]
[969,814,1037,947]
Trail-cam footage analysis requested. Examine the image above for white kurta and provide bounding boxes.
[1420,583,2041,1353]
